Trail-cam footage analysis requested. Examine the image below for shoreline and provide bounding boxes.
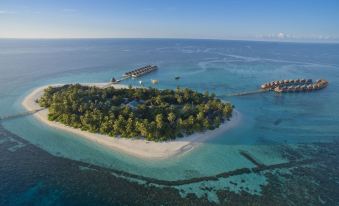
[21,83,241,160]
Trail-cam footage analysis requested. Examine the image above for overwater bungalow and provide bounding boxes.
[260,78,328,93]
[274,86,282,92]
[295,85,301,92]
[262,83,271,89]
[124,65,158,78]
[282,87,288,92]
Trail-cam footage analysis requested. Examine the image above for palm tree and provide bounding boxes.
[155,114,164,129]
[167,112,176,125]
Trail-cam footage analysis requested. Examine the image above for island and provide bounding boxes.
[22,83,240,159]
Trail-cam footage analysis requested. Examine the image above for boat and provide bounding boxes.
[111,77,120,84]
[151,79,159,84]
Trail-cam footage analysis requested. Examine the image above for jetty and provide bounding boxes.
[0,109,44,121]
[110,65,158,84]
[123,65,158,78]
[224,78,328,97]
[261,79,328,93]
[225,89,268,97]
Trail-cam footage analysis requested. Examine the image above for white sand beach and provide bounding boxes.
[22,83,240,159]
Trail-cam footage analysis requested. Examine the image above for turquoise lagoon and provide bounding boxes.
[1,39,338,204]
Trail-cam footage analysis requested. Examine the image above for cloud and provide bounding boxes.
[277,32,285,38]
[257,32,339,42]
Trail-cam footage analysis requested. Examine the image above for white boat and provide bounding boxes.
[151,79,159,84]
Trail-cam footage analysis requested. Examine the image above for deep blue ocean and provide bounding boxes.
[0,39,339,205]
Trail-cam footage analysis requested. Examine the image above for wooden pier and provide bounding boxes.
[0,109,44,121]
[110,65,158,84]
[224,89,269,97]
[123,65,158,78]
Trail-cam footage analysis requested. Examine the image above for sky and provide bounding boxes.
[0,0,339,42]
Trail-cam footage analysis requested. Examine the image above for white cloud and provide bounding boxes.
[277,32,285,38]
[256,32,339,42]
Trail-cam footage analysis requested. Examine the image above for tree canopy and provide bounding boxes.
[38,84,233,141]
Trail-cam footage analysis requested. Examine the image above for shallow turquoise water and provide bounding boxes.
[1,39,339,184]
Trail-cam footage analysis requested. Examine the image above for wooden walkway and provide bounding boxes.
[224,89,269,97]
[0,109,44,121]
[103,76,131,88]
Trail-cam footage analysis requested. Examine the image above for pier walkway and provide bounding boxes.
[219,89,269,97]
[110,65,158,85]
[0,109,44,121]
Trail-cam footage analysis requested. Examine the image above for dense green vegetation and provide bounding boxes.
[38,84,233,141]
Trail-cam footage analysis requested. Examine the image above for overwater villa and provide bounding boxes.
[261,79,328,93]
[123,65,158,78]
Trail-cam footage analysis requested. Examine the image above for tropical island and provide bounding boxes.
[22,83,239,159]
[38,84,233,141]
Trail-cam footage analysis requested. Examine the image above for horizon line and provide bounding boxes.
[0,36,338,44]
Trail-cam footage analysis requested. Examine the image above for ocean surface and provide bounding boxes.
[0,39,338,205]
